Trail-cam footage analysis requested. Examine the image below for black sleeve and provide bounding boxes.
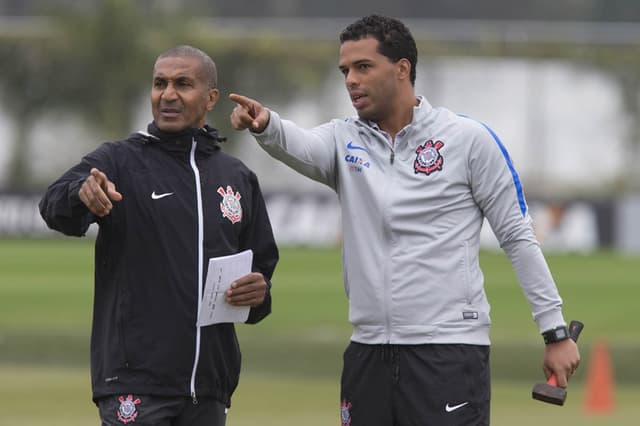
[39,142,116,237]
[243,171,279,324]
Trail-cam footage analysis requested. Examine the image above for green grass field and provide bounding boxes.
[1,238,639,425]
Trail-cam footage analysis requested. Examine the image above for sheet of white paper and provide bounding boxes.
[197,249,253,326]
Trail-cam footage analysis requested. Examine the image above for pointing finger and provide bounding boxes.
[90,168,108,187]
[228,94,269,132]
[228,93,252,109]
[90,168,122,202]
[229,93,262,120]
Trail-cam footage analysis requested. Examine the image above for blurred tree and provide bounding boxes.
[0,38,58,189]
[1,0,639,193]
[0,2,336,190]
[48,0,186,138]
[0,0,187,189]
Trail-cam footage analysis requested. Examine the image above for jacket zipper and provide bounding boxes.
[383,139,396,343]
[189,139,204,404]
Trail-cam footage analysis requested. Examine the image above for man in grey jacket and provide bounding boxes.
[229,14,580,425]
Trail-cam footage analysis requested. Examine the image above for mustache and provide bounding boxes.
[158,103,183,112]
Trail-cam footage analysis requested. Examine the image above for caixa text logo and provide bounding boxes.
[344,154,371,173]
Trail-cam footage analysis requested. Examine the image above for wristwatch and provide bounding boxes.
[542,325,570,344]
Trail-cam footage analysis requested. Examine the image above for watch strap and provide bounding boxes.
[542,325,570,344]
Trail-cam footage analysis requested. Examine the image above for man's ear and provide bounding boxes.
[397,58,412,82]
[207,88,220,111]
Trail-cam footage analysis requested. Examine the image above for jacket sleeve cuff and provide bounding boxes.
[245,278,272,324]
[535,309,566,334]
[251,109,279,144]
[68,177,96,218]
[67,176,86,205]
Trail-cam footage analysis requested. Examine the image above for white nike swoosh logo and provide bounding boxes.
[151,191,174,200]
[445,402,469,412]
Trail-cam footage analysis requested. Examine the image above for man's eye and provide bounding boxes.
[359,64,370,70]
[153,81,165,88]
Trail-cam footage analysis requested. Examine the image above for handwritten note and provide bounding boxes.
[197,249,253,326]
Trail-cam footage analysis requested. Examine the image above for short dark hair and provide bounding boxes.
[340,15,417,86]
[156,45,218,88]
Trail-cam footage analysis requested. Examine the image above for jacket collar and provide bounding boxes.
[357,95,433,131]
[137,121,225,155]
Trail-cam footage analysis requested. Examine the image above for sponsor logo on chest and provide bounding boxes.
[344,141,371,173]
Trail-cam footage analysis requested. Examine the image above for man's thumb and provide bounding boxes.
[111,191,123,202]
[107,183,123,202]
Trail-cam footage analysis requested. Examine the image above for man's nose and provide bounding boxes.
[162,83,178,100]
[344,70,358,88]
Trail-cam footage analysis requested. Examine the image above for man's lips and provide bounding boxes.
[350,93,367,109]
[159,108,182,119]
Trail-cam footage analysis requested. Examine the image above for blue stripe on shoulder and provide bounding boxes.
[460,115,527,217]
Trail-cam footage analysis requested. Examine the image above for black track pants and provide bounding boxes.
[340,342,491,426]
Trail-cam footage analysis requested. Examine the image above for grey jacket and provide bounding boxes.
[254,96,565,345]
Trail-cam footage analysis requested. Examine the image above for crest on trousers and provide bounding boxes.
[341,399,352,426]
[117,395,141,424]
[414,140,444,175]
[217,185,243,224]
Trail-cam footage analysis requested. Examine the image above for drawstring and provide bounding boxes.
[379,345,401,384]
[392,346,400,384]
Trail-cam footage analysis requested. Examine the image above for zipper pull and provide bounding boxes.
[191,391,198,405]
[390,150,395,164]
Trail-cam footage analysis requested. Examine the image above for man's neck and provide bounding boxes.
[376,94,419,141]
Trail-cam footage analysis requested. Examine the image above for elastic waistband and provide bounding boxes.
[350,323,491,345]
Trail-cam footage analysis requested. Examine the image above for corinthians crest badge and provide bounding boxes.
[414,139,444,176]
[341,399,352,426]
[217,185,243,224]
[117,394,141,424]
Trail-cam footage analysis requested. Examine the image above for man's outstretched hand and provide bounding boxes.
[79,168,122,217]
[229,93,270,133]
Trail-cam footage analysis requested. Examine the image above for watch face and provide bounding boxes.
[556,328,567,339]
[543,326,570,344]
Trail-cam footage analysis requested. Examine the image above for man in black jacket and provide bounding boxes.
[39,45,279,426]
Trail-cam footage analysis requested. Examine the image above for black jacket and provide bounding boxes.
[39,123,279,406]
